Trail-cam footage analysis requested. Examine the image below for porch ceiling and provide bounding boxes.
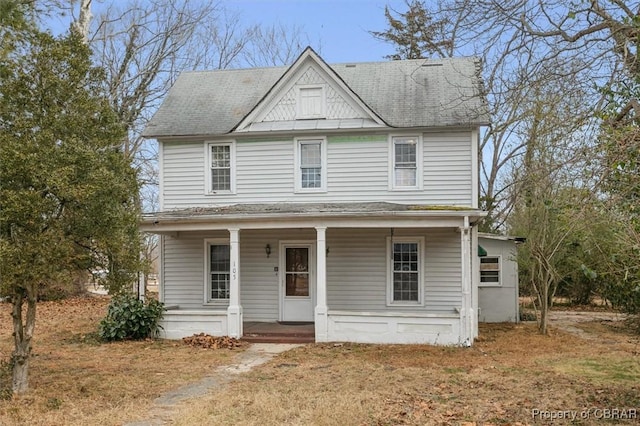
[140,202,487,234]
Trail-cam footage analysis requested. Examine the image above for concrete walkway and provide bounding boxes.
[126,343,302,426]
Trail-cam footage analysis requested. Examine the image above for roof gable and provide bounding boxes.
[234,47,386,133]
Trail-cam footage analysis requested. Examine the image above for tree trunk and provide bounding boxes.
[539,273,552,335]
[72,0,93,43]
[539,275,549,335]
[11,285,37,394]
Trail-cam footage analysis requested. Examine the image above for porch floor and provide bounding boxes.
[242,321,315,344]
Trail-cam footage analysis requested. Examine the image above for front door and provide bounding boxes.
[280,244,315,322]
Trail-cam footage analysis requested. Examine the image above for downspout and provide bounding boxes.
[460,216,472,347]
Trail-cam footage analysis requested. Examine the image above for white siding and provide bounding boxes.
[163,229,314,320]
[326,229,387,310]
[424,229,463,312]
[162,228,463,317]
[161,142,205,208]
[163,231,226,309]
[161,131,473,209]
[236,139,294,199]
[239,229,315,321]
[327,312,461,345]
[478,237,519,322]
[424,132,473,204]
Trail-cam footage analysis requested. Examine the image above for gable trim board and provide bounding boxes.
[234,47,387,133]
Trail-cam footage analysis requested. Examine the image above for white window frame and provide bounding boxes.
[294,137,327,192]
[386,236,425,306]
[205,141,236,195]
[297,85,326,119]
[203,238,231,305]
[479,255,501,287]
[388,134,423,190]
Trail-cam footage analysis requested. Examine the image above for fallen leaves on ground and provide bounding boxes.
[182,333,245,349]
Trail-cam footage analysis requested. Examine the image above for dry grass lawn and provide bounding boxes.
[174,322,640,425]
[0,296,638,425]
[0,296,243,425]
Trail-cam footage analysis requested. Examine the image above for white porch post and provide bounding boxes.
[315,226,328,342]
[227,228,243,338]
[471,226,479,338]
[460,216,472,346]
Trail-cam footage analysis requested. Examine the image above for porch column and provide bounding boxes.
[471,226,479,339]
[315,226,328,342]
[227,228,243,338]
[460,217,472,346]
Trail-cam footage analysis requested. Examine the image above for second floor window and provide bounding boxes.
[296,138,326,191]
[393,137,417,188]
[207,142,235,194]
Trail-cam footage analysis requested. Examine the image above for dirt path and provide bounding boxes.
[548,310,627,341]
[125,343,302,426]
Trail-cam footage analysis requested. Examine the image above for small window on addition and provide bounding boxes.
[480,256,500,285]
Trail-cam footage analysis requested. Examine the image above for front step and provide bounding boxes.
[242,332,315,344]
[242,321,315,344]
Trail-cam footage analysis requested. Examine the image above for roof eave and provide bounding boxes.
[140,209,487,232]
[144,121,490,141]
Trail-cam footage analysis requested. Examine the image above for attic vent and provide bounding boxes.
[421,63,443,67]
[345,64,356,68]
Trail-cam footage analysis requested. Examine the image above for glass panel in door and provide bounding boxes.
[285,247,309,297]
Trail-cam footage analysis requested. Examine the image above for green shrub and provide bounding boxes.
[99,294,164,341]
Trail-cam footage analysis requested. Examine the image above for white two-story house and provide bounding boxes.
[140,47,490,345]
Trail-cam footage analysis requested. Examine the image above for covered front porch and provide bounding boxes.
[142,203,485,345]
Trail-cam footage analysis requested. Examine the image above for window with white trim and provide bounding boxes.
[480,256,501,286]
[298,86,325,118]
[206,242,230,302]
[387,237,424,305]
[391,136,421,189]
[206,142,235,194]
[296,138,326,191]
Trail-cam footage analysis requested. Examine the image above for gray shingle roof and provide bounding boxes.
[143,54,489,138]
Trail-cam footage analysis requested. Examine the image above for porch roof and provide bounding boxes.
[140,202,486,233]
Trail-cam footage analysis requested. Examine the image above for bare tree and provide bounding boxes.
[62,1,311,199]
[506,61,596,333]
[242,22,309,67]
[49,0,312,293]
[514,0,639,77]
[370,1,601,231]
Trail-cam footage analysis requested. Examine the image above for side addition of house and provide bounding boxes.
[141,47,490,345]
